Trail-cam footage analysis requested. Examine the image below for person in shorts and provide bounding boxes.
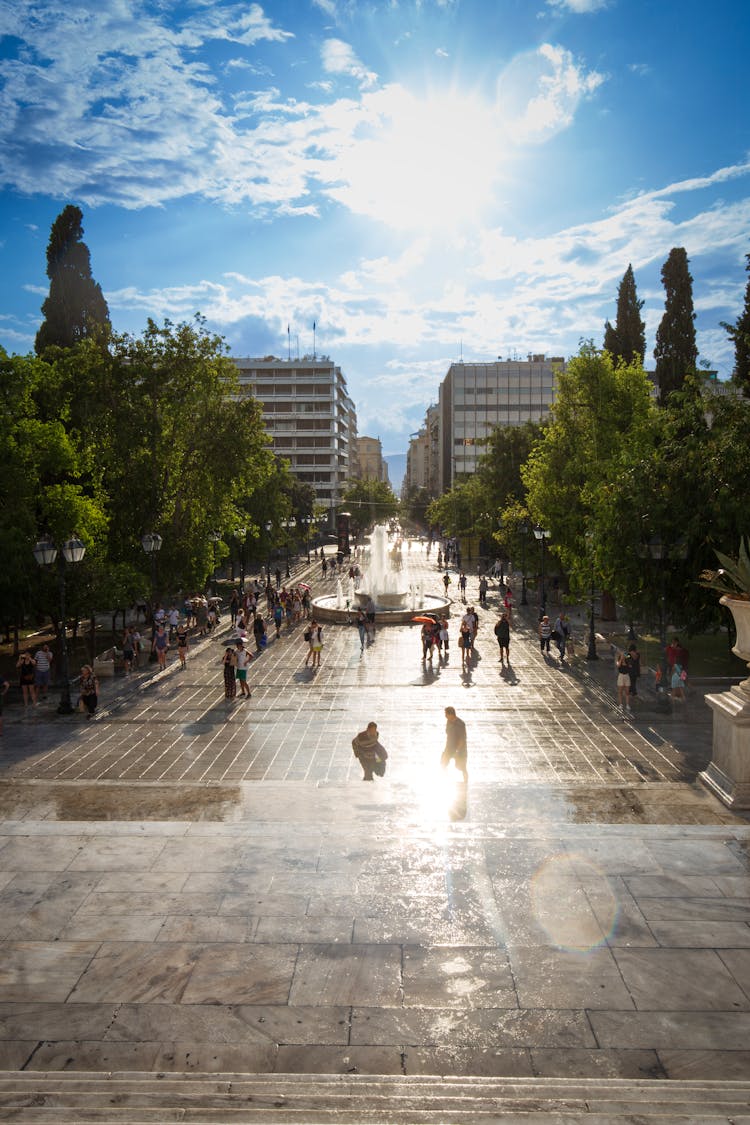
[235,640,251,698]
[34,644,54,697]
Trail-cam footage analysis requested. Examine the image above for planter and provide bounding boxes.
[701,596,750,809]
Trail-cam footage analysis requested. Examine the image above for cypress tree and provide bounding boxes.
[35,205,111,354]
[721,252,750,396]
[604,266,645,365]
[654,247,697,405]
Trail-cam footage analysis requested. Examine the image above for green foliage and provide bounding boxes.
[341,478,399,531]
[721,252,750,396]
[654,247,698,405]
[35,206,111,354]
[400,485,431,531]
[426,475,485,538]
[700,538,750,601]
[603,264,646,365]
[475,420,540,512]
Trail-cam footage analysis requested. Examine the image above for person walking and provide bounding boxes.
[553,613,569,663]
[253,613,267,653]
[459,572,467,601]
[235,640,251,698]
[616,649,632,712]
[176,623,189,669]
[122,628,136,674]
[421,622,434,662]
[352,721,388,781]
[441,706,468,782]
[222,645,237,700]
[356,608,367,653]
[478,575,488,608]
[33,643,54,699]
[306,619,323,668]
[539,614,552,655]
[151,624,169,670]
[503,586,513,626]
[494,612,510,666]
[16,652,37,708]
[442,571,451,596]
[78,665,99,718]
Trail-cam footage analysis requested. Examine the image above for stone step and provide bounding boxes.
[0,1073,749,1123]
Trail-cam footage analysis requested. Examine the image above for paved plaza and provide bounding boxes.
[0,543,749,1087]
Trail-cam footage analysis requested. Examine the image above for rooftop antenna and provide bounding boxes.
[296,334,300,361]
[313,320,317,360]
[287,323,291,362]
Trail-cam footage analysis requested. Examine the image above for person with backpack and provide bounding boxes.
[494,612,510,666]
[553,613,570,663]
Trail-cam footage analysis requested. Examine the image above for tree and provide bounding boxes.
[341,479,399,533]
[522,342,655,601]
[721,252,750,395]
[35,205,111,354]
[475,421,540,512]
[400,485,431,532]
[654,247,697,405]
[603,264,646,365]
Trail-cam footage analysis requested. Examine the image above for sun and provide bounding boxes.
[331,85,504,233]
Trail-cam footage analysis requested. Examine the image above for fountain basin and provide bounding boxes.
[311,593,451,625]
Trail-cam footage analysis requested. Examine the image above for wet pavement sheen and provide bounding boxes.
[0,544,748,1081]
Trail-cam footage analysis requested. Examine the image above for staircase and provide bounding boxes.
[1,1072,749,1122]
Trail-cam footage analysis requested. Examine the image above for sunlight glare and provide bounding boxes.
[334,86,503,232]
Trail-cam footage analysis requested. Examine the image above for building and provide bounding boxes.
[232,356,357,518]
[438,355,563,490]
[405,402,440,498]
[357,436,389,484]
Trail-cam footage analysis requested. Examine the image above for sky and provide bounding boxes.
[1,0,748,469]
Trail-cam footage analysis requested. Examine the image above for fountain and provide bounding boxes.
[311,525,451,624]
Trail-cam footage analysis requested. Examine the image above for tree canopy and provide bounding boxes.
[603,264,646,365]
[654,247,698,405]
[35,205,111,354]
[721,252,750,396]
[341,478,399,532]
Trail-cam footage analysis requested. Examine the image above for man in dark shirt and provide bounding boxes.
[441,706,468,782]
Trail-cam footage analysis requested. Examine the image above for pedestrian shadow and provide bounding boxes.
[449,781,468,821]
[501,662,519,686]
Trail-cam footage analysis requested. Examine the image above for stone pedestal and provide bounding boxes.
[701,683,750,808]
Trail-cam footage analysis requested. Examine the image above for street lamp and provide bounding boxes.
[209,530,222,595]
[585,531,598,661]
[519,521,529,606]
[141,532,163,620]
[265,520,273,584]
[301,516,313,563]
[281,518,296,578]
[533,525,551,619]
[235,528,247,591]
[33,535,86,715]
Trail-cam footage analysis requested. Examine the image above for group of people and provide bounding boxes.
[15,644,55,707]
[539,613,572,663]
[352,706,468,784]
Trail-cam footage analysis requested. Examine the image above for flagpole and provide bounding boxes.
[287,323,291,362]
[313,320,316,360]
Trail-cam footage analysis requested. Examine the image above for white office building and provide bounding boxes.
[439,356,563,490]
[233,356,357,516]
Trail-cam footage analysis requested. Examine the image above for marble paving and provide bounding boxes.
[0,546,748,1081]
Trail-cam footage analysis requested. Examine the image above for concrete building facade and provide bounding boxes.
[439,355,563,490]
[357,436,389,484]
[233,356,357,516]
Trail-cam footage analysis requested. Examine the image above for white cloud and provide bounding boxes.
[321,38,378,88]
[496,43,604,144]
[547,0,609,12]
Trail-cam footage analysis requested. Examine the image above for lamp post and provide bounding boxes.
[301,516,313,563]
[235,528,247,592]
[585,531,598,661]
[281,518,296,578]
[265,520,273,584]
[33,535,86,715]
[209,530,221,595]
[519,521,529,606]
[141,532,163,621]
[533,525,551,619]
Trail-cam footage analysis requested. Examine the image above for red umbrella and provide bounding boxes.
[297,582,312,591]
[412,615,437,624]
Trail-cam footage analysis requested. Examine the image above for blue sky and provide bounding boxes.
[1,0,748,462]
